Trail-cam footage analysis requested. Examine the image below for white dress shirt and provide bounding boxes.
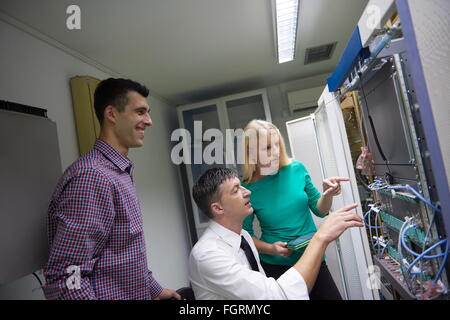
[188,220,309,300]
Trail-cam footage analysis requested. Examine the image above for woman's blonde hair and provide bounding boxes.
[242,119,290,183]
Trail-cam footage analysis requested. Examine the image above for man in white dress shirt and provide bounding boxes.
[188,168,363,300]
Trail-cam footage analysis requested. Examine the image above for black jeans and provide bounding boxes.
[260,260,342,300]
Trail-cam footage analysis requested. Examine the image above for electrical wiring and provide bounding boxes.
[380,239,391,257]
[327,24,447,297]
[419,211,440,283]
[369,180,443,275]
[435,240,449,283]
[381,183,442,262]
[401,220,449,288]
[406,239,447,274]
[320,43,449,296]
[369,179,442,218]
[367,208,375,254]
[398,217,416,292]
[388,184,444,285]
[368,177,389,191]
[364,207,385,255]
[366,178,448,287]
[363,208,383,229]
[375,209,386,258]
[401,224,445,259]
[423,211,438,249]
[374,208,381,253]
[394,185,448,282]
[388,181,449,296]
[387,185,442,214]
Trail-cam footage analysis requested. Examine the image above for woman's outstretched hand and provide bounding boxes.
[322,177,350,197]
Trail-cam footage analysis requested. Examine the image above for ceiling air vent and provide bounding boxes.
[304,42,337,65]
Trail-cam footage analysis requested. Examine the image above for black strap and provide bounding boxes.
[240,236,259,272]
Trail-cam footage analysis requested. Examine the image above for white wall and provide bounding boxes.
[129,96,191,291]
[0,19,190,298]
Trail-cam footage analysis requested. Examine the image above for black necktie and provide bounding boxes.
[240,236,259,272]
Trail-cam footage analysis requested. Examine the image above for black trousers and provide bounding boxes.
[260,260,343,300]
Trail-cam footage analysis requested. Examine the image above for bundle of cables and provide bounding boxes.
[389,185,447,289]
[387,185,441,214]
[363,206,387,257]
[368,177,390,191]
[365,178,448,297]
[399,217,448,285]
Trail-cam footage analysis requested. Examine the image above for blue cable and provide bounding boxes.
[363,208,385,253]
[368,178,388,191]
[387,185,441,214]
[376,182,447,287]
[363,209,383,229]
[434,240,449,283]
[402,222,449,281]
[407,238,447,275]
[401,224,445,259]
[379,242,388,257]
[372,244,384,254]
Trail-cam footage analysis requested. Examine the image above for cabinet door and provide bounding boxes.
[222,89,272,178]
[69,76,101,155]
[286,115,348,300]
[314,86,377,300]
[178,103,226,236]
[286,87,378,300]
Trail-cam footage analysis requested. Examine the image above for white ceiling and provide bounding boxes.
[0,0,368,105]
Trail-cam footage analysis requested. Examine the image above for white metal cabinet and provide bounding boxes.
[177,89,271,240]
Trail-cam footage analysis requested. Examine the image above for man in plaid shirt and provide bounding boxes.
[43,78,181,300]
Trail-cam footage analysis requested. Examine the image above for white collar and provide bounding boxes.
[209,220,245,254]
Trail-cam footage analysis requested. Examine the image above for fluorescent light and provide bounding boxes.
[274,0,299,63]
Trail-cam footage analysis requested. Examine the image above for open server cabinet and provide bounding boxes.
[287,0,450,300]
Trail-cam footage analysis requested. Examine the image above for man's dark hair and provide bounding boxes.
[94,78,149,124]
[192,168,238,219]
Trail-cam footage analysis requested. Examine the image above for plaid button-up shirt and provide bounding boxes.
[43,139,163,300]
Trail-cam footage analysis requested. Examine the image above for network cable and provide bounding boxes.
[401,220,449,285]
[368,177,389,191]
[402,224,445,259]
[406,238,447,276]
[363,208,383,229]
[370,179,444,269]
[398,217,416,292]
[435,240,449,283]
[363,206,387,256]
[388,184,445,285]
[368,178,442,217]
[380,239,391,257]
[387,185,442,214]
[365,208,377,254]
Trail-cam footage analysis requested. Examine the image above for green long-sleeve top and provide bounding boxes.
[242,159,325,266]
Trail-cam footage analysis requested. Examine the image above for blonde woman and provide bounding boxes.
[242,119,348,300]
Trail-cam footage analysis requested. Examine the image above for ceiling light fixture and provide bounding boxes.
[274,0,299,64]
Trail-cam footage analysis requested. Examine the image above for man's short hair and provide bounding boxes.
[94,78,149,124]
[192,167,238,219]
